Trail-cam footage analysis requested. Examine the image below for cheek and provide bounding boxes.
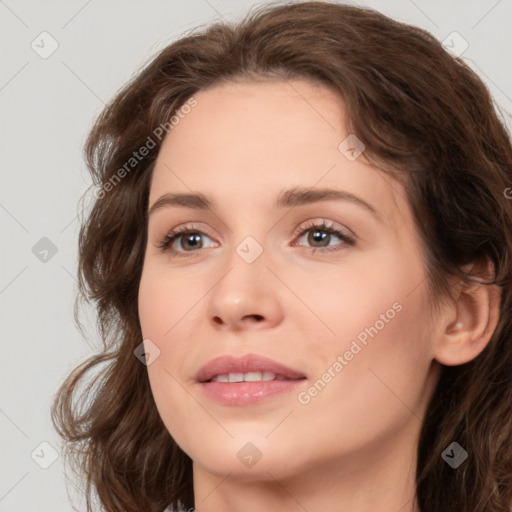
[138,264,207,442]
[299,272,434,441]
[138,260,200,342]
[294,243,421,354]
[298,241,433,408]
[291,306,433,466]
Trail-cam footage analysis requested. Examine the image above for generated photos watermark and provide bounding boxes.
[94,96,198,199]
[297,301,403,405]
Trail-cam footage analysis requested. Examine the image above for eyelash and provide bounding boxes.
[156,220,355,258]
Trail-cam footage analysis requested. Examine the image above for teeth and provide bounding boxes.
[210,371,286,382]
[244,371,262,382]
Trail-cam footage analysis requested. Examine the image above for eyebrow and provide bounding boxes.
[148,186,381,220]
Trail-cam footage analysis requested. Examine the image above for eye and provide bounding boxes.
[156,224,217,257]
[291,220,355,254]
[156,219,355,258]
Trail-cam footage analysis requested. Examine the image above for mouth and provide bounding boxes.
[207,371,303,383]
[196,353,306,383]
[196,353,307,405]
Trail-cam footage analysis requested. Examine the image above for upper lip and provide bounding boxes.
[196,353,306,383]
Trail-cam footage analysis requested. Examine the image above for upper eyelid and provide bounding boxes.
[159,220,353,247]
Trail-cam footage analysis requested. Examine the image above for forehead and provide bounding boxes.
[149,79,409,229]
[159,79,348,163]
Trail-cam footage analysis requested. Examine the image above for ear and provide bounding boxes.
[433,260,502,366]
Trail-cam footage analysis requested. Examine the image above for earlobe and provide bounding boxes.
[434,262,502,367]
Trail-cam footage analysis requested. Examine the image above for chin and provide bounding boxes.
[186,433,309,480]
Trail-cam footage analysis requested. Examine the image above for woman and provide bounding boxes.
[52,2,512,511]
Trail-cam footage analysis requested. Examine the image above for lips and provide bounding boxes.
[195,353,306,383]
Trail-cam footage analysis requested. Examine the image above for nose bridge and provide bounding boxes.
[205,224,284,330]
[219,230,268,293]
[234,232,266,266]
[222,207,269,268]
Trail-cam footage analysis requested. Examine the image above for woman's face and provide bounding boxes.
[138,79,440,483]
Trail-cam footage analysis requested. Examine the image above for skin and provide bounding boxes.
[138,79,500,512]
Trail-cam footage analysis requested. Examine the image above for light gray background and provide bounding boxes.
[1,1,511,510]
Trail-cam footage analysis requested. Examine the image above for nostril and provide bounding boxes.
[244,314,264,322]
[212,314,264,325]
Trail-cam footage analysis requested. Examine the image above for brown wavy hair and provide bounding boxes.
[51,1,512,511]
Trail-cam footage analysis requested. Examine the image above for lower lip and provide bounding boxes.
[199,379,306,405]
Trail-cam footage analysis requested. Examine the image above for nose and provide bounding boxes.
[206,248,285,332]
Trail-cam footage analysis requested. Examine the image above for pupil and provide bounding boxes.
[309,230,329,247]
[184,233,201,249]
